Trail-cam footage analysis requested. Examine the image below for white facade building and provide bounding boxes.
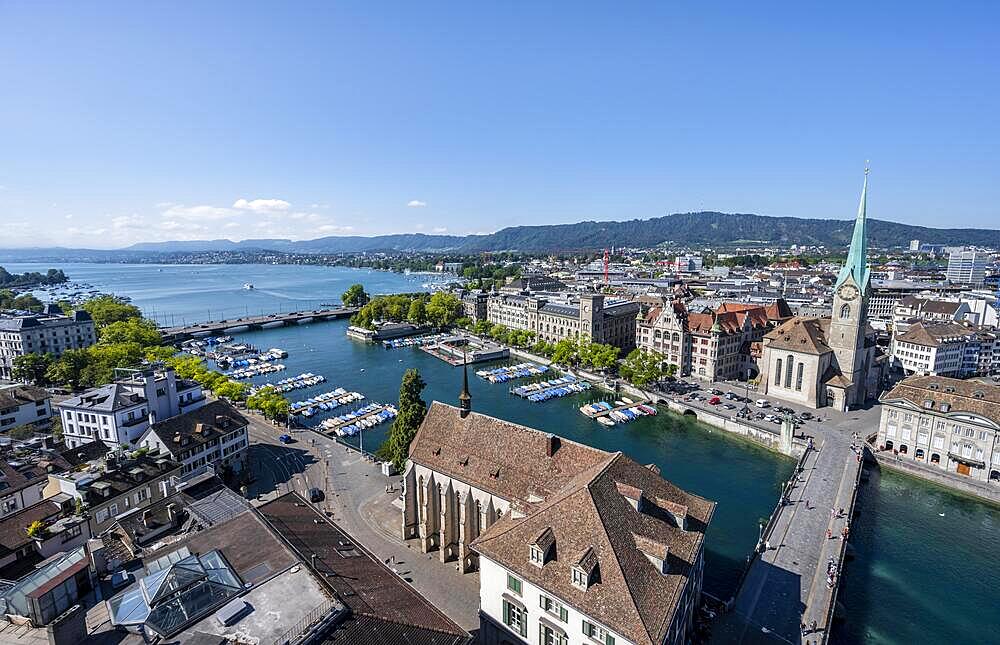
[0,306,96,379]
[138,399,249,480]
[0,385,52,431]
[946,250,988,286]
[56,366,205,449]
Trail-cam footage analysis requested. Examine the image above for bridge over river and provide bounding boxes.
[160,307,357,343]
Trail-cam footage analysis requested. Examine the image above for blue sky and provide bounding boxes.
[1,1,997,248]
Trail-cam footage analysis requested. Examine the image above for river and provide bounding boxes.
[5,262,999,643]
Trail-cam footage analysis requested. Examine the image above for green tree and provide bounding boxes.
[619,349,665,386]
[551,339,579,366]
[12,353,52,385]
[46,349,90,388]
[377,369,427,470]
[98,318,163,346]
[489,324,507,340]
[214,380,248,402]
[407,299,427,324]
[8,425,37,440]
[425,292,463,328]
[473,320,491,336]
[341,283,369,307]
[81,295,142,329]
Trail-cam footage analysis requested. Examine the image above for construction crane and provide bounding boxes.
[603,248,610,285]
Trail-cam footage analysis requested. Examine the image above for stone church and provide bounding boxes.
[757,170,887,411]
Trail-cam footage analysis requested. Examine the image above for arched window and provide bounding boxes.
[795,363,804,391]
[774,358,782,385]
[784,354,794,388]
[840,304,851,319]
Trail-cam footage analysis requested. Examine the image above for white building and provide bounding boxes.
[946,250,988,286]
[0,385,52,431]
[673,255,703,275]
[877,376,1000,485]
[909,239,921,252]
[401,401,714,645]
[892,321,999,377]
[486,293,639,351]
[137,399,249,480]
[0,306,96,380]
[56,365,205,449]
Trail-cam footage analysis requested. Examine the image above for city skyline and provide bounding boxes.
[2,2,999,248]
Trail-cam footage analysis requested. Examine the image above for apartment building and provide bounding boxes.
[0,305,96,379]
[891,321,999,377]
[486,293,639,351]
[56,365,206,449]
[877,376,1000,485]
[946,250,989,286]
[138,399,249,480]
[0,385,52,431]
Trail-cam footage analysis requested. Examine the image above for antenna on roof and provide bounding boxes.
[459,345,472,418]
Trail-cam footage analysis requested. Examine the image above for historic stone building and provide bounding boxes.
[758,170,886,411]
[637,300,791,381]
[400,388,714,645]
[877,376,1000,485]
[486,292,638,351]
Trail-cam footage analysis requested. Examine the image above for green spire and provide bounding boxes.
[836,166,870,289]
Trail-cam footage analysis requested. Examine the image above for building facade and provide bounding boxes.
[877,376,1000,485]
[138,399,249,480]
[0,385,52,431]
[486,293,638,351]
[0,306,96,380]
[637,300,791,381]
[57,365,206,449]
[401,400,714,645]
[946,250,988,286]
[891,321,999,377]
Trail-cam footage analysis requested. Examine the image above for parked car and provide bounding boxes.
[722,403,736,410]
[308,487,324,503]
[708,396,722,405]
[755,399,770,408]
[278,434,293,444]
[709,388,723,396]
[724,391,736,400]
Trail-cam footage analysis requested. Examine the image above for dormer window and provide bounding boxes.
[923,400,934,409]
[940,403,950,412]
[571,566,589,589]
[530,527,555,568]
[530,545,544,566]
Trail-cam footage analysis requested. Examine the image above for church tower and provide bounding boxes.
[829,168,872,405]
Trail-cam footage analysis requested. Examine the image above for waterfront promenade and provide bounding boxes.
[714,406,875,644]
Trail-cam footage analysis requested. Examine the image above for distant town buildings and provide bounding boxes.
[909,239,921,252]
[487,293,639,351]
[402,401,714,645]
[877,376,1000,485]
[0,304,96,380]
[946,249,988,286]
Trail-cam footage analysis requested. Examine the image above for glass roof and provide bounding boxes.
[0,546,88,617]
[108,549,243,637]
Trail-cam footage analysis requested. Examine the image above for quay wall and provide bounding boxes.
[872,451,1000,506]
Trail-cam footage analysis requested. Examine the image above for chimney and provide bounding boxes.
[173,433,182,444]
[142,509,154,528]
[545,434,560,457]
[166,503,177,523]
[194,423,205,435]
[215,415,228,428]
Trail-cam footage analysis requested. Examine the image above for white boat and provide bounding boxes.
[597,417,616,427]
[243,283,254,290]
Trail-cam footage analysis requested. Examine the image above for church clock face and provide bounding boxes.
[838,285,859,301]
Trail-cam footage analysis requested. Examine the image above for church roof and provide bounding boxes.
[836,169,871,290]
[764,317,833,355]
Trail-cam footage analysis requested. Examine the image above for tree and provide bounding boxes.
[551,339,579,366]
[619,349,666,387]
[377,369,427,470]
[581,342,620,371]
[12,353,52,385]
[342,283,369,307]
[489,324,507,340]
[473,320,491,336]
[98,318,163,346]
[214,380,248,402]
[407,299,427,324]
[425,292,463,328]
[8,425,36,440]
[81,295,142,329]
[46,349,90,388]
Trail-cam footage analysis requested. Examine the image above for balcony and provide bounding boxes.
[178,395,207,409]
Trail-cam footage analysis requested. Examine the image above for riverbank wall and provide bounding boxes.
[872,451,1000,506]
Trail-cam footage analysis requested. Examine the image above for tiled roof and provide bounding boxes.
[881,376,1000,423]
[471,453,714,645]
[764,317,832,354]
[0,501,62,557]
[146,400,247,456]
[0,385,49,408]
[409,403,610,502]
[896,321,976,347]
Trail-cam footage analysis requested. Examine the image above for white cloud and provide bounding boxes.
[407,199,427,208]
[232,198,291,212]
[315,224,354,234]
[111,214,146,230]
[432,227,448,233]
[64,214,73,220]
[162,204,235,221]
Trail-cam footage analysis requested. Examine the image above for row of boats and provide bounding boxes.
[292,388,366,417]
[265,373,326,393]
[319,403,399,437]
[477,362,549,383]
[512,376,592,402]
[382,334,443,349]
[580,400,658,427]
[216,347,288,370]
[228,362,286,379]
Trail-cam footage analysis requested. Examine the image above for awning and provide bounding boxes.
[948,452,985,468]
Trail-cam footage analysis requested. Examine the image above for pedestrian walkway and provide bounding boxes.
[713,427,863,644]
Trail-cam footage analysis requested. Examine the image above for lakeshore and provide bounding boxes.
[6,262,1000,644]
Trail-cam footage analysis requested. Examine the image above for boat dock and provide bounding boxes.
[420,335,509,365]
[580,397,654,426]
[511,375,591,402]
[476,362,549,383]
[161,307,357,343]
[318,403,398,437]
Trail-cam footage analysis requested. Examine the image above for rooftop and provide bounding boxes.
[145,399,248,456]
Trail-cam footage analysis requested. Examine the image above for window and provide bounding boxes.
[784,355,793,388]
[530,545,544,566]
[840,304,851,319]
[539,623,568,645]
[502,599,527,637]
[540,595,568,622]
[582,620,615,645]
[507,573,522,596]
[774,358,782,386]
[795,363,803,391]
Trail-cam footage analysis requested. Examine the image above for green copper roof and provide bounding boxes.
[836,169,870,289]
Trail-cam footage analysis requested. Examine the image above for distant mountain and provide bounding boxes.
[6,212,1000,258]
